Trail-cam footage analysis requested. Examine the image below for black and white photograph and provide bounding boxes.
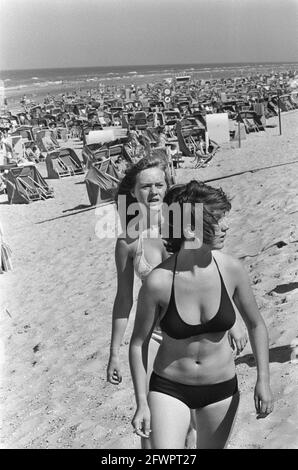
[0,0,297,451]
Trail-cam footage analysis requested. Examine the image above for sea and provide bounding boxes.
[1,62,297,108]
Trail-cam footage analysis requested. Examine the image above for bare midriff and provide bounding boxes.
[153,331,236,385]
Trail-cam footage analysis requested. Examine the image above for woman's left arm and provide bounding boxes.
[232,258,274,417]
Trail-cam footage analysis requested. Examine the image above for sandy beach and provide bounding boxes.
[0,109,298,449]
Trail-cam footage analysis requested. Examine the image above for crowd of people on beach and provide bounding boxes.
[0,68,297,207]
[0,68,297,175]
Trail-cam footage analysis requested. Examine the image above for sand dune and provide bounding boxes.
[0,111,298,449]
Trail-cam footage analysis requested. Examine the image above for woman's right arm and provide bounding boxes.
[129,272,162,438]
[107,238,135,384]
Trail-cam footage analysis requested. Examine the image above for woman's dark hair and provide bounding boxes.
[116,156,171,231]
[163,180,231,252]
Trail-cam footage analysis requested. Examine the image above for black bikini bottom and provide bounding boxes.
[149,372,239,409]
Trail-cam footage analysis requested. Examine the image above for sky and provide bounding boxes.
[0,0,297,70]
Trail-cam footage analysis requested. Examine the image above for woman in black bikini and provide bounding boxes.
[129,180,273,449]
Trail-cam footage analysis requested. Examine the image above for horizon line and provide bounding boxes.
[1,60,298,73]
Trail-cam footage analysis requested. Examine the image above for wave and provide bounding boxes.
[4,84,29,91]
[34,80,64,87]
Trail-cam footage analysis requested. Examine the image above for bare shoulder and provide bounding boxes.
[115,235,135,256]
[115,237,128,256]
[142,256,175,297]
[213,250,247,278]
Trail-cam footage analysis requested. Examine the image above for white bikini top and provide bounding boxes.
[133,227,160,281]
[133,226,164,339]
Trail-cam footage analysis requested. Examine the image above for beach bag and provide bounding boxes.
[1,242,13,272]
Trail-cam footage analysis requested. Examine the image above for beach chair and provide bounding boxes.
[278,95,293,111]
[57,127,68,142]
[265,101,278,117]
[92,157,122,180]
[123,143,135,163]
[177,120,218,168]
[56,148,84,176]
[97,158,110,173]
[108,159,123,180]
[134,111,148,130]
[11,126,35,142]
[46,148,84,178]
[176,121,195,158]
[54,157,73,177]
[17,176,46,201]
[85,162,120,206]
[91,148,110,167]
[238,111,262,133]
[5,165,54,204]
[243,117,259,133]
[189,137,218,169]
[141,128,159,147]
[108,144,123,159]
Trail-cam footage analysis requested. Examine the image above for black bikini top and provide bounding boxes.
[160,254,236,339]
